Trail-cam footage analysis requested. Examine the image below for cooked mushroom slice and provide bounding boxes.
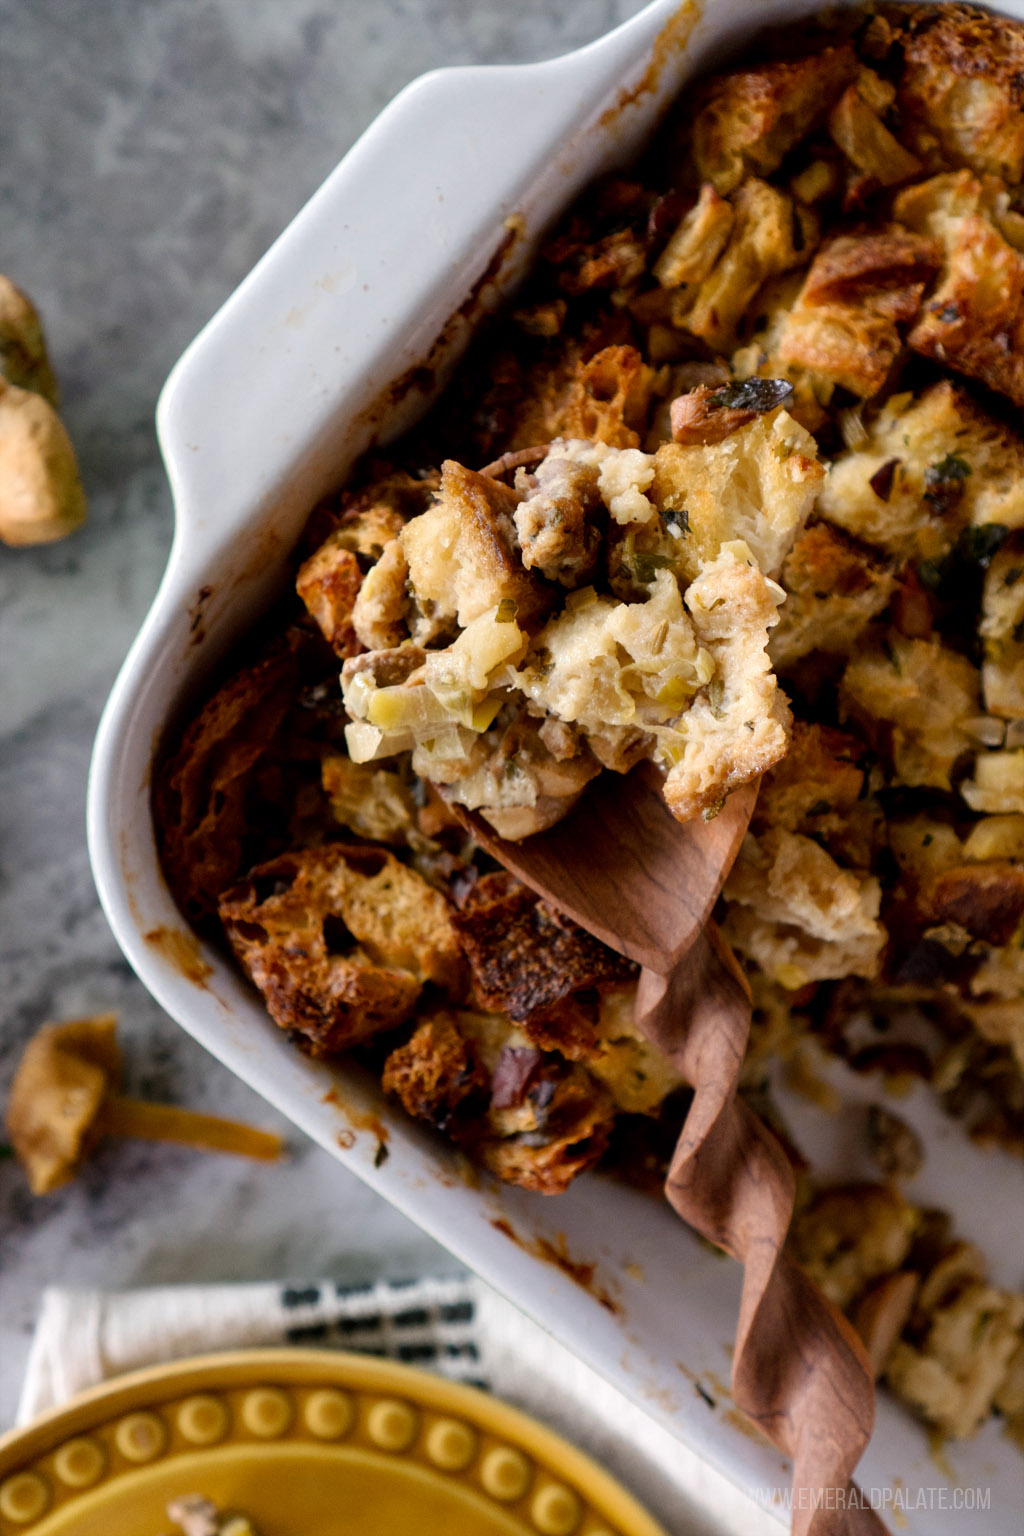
[5,1014,283,1195]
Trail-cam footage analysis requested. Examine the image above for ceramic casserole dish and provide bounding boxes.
[88,1,1024,1529]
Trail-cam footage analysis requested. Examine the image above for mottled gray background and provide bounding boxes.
[0,0,645,1424]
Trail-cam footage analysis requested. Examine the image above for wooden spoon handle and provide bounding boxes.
[99,1097,284,1162]
[636,932,887,1536]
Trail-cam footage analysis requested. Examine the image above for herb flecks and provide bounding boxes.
[632,551,674,584]
[924,453,971,514]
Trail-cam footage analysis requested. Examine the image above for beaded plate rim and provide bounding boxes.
[0,1348,668,1536]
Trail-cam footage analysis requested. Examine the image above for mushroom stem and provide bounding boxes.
[97,1096,284,1162]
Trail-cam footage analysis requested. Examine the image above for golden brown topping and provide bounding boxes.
[691,45,857,194]
[295,533,364,657]
[219,844,464,1053]
[840,634,980,790]
[897,3,1024,183]
[155,627,313,928]
[827,76,921,188]
[450,871,633,1054]
[382,1012,487,1128]
[777,226,940,399]
[771,522,895,668]
[908,213,1024,408]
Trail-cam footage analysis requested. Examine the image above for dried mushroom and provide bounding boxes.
[5,1015,283,1194]
[0,275,85,546]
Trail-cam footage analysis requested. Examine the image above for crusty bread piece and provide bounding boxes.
[908,212,1024,408]
[387,1004,618,1194]
[480,1070,615,1194]
[296,534,364,657]
[828,72,921,188]
[893,166,1024,249]
[679,179,815,351]
[896,3,1024,183]
[840,634,980,790]
[663,552,792,821]
[771,522,895,668]
[652,407,823,580]
[726,827,885,945]
[777,226,940,399]
[219,844,464,1053]
[381,1011,487,1129]
[400,460,551,632]
[980,539,1024,718]
[654,184,734,289]
[155,626,313,928]
[506,343,655,453]
[450,871,634,1058]
[817,382,1024,562]
[691,45,857,194]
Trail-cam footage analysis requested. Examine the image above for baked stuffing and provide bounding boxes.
[155,4,1024,1445]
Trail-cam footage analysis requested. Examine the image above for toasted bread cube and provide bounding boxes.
[818,382,1024,561]
[842,635,980,790]
[777,226,940,399]
[382,1012,487,1128]
[980,542,1024,718]
[908,213,1024,408]
[828,79,921,186]
[683,179,815,351]
[662,554,792,822]
[691,45,857,194]
[898,4,1024,183]
[654,183,734,288]
[400,461,551,632]
[296,534,365,656]
[772,523,895,669]
[219,844,464,1053]
[652,408,823,581]
[725,827,881,947]
[895,168,1013,246]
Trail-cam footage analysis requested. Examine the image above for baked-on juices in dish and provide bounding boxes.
[154,0,1024,1502]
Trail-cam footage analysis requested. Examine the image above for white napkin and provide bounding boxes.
[19,1275,781,1534]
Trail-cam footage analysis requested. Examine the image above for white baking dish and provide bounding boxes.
[88,2,1024,1529]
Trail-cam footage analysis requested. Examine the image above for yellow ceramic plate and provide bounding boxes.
[0,1350,668,1536]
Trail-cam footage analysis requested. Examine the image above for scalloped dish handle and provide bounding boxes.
[155,0,703,573]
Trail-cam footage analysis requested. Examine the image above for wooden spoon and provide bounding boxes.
[458,765,885,1536]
